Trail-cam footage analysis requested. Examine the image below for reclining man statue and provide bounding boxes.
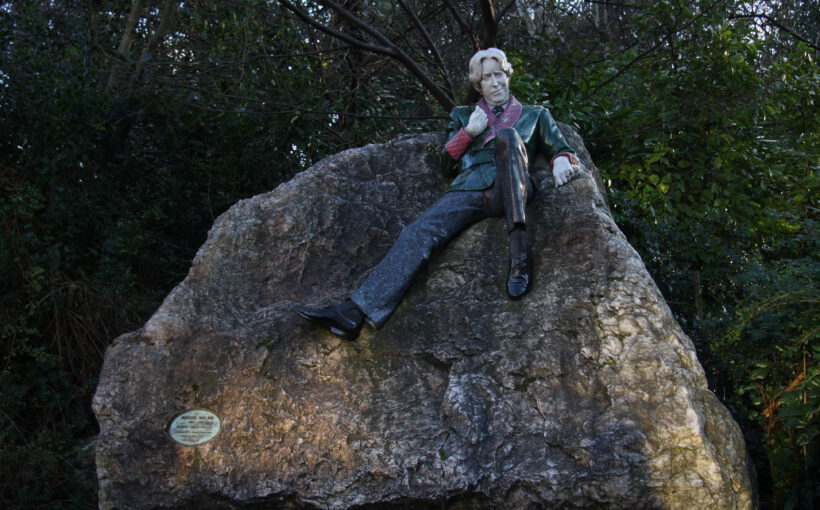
[296,47,580,341]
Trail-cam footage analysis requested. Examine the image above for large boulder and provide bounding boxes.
[93,128,755,509]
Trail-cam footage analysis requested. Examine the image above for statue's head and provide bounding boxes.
[468,48,513,106]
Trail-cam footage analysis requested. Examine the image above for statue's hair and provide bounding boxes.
[468,48,513,91]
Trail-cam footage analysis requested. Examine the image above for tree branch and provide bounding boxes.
[166,79,448,121]
[585,0,729,97]
[107,0,144,90]
[131,0,177,85]
[318,0,398,50]
[731,13,819,51]
[442,0,476,47]
[279,0,455,111]
[583,0,647,9]
[397,0,456,100]
[276,0,396,56]
[498,0,517,19]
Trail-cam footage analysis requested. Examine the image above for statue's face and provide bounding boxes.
[479,58,510,106]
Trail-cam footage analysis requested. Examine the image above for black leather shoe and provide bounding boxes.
[294,301,364,341]
[507,255,530,300]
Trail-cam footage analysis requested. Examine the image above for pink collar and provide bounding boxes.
[478,96,522,146]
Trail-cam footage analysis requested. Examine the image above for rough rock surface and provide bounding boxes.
[93,128,755,509]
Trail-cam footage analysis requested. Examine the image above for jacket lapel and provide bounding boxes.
[479,96,523,147]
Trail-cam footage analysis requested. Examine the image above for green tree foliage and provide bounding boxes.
[0,0,816,507]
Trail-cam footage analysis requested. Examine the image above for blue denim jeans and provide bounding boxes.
[352,128,532,327]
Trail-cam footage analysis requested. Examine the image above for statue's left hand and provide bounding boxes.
[552,156,580,187]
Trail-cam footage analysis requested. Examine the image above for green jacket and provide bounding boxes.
[440,104,575,191]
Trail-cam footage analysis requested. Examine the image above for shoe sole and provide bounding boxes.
[296,308,360,341]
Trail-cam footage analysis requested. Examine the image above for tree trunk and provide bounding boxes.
[107,0,145,91]
[693,269,704,321]
[130,0,178,89]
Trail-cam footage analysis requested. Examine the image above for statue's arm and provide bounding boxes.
[537,107,575,159]
[538,108,580,186]
[440,107,471,177]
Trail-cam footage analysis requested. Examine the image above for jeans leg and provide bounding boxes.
[351,191,487,327]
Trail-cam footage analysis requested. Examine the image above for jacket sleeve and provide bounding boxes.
[440,107,467,177]
[537,108,576,161]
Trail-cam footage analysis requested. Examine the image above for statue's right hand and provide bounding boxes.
[465,106,488,137]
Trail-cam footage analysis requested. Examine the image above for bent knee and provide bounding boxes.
[495,127,522,145]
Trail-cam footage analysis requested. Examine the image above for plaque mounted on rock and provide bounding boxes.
[167,409,221,446]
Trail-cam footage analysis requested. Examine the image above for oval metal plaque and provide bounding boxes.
[168,409,221,446]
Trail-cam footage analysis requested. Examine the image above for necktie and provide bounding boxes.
[492,105,503,116]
